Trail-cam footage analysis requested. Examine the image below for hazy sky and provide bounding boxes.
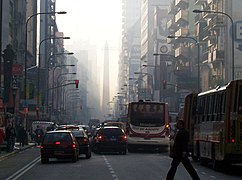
[55,0,122,99]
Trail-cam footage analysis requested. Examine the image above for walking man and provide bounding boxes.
[6,123,16,152]
[166,120,200,180]
[0,128,5,153]
[18,124,27,147]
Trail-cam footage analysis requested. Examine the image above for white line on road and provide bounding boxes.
[103,155,119,180]
[6,156,40,180]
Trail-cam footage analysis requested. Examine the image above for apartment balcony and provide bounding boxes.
[167,36,176,44]
[208,50,224,63]
[211,16,226,29]
[168,3,178,15]
[175,0,189,9]
[207,36,217,47]
[194,0,207,5]
[175,9,188,26]
[175,27,189,37]
[207,0,216,5]
[213,50,224,61]
[194,13,206,24]
[201,51,209,62]
[202,27,216,44]
[174,64,191,76]
[201,4,218,19]
[175,46,189,58]
[167,19,177,30]
[195,21,207,41]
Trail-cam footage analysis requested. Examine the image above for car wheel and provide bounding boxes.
[86,152,92,159]
[122,149,127,155]
[41,157,49,164]
[72,154,78,163]
[128,146,135,153]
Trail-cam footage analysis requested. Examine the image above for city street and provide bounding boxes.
[0,146,242,180]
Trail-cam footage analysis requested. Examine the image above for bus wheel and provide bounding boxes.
[212,159,222,171]
[128,146,135,153]
[200,157,208,166]
[192,155,199,161]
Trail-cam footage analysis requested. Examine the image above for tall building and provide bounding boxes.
[194,0,242,87]
[65,39,102,122]
[166,0,199,112]
[102,42,110,119]
[118,0,141,117]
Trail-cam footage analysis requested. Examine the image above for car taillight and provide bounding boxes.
[230,122,235,143]
[72,143,77,149]
[122,135,127,141]
[55,141,61,145]
[97,135,104,141]
[83,138,88,144]
[40,145,44,149]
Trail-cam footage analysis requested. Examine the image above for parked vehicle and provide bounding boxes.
[92,126,127,154]
[40,130,79,163]
[72,129,91,159]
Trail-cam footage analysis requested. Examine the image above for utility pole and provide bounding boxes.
[0,0,2,97]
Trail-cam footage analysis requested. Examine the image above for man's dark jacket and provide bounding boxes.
[170,127,189,158]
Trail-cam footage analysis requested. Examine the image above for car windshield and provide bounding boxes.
[43,132,71,143]
[72,130,85,137]
[99,128,123,136]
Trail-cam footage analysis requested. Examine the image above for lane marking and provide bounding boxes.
[103,155,119,180]
[6,156,40,180]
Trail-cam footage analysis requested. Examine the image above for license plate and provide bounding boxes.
[110,137,116,141]
[54,151,64,155]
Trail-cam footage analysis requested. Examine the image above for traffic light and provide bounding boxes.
[162,80,167,89]
[75,80,79,88]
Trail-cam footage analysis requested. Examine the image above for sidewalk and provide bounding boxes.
[0,142,36,161]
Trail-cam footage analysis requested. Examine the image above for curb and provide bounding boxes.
[0,144,36,161]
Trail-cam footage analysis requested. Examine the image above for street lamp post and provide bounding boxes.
[45,52,74,116]
[37,37,70,119]
[51,64,75,115]
[56,73,76,115]
[63,88,79,113]
[167,35,201,92]
[47,52,74,70]
[11,87,18,116]
[134,72,154,100]
[129,77,147,100]
[24,11,66,107]
[193,9,235,81]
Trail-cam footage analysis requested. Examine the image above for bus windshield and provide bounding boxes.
[129,103,165,127]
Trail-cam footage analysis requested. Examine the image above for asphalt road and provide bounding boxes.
[1,147,242,180]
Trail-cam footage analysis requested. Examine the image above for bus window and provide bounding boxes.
[238,86,242,114]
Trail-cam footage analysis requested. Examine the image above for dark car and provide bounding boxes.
[72,129,92,159]
[40,130,79,163]
[92,126,127,154]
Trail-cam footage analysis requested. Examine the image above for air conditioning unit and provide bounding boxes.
[158,43,171,54]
